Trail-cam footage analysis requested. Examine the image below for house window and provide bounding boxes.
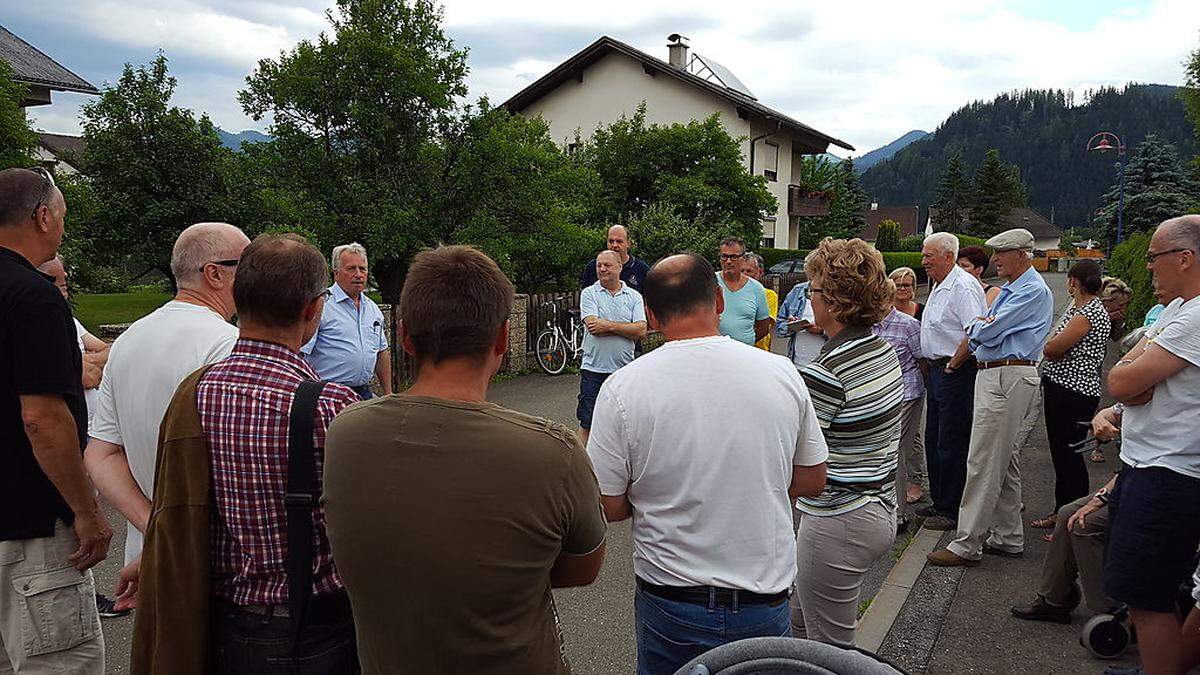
[761,237,775,249]
[763,140,779,182]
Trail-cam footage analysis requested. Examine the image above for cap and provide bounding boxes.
[985,228,1035,252]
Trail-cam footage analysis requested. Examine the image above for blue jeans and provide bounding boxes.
[925,364,976,518]
[634,585,790,675]
[350,384,374,400]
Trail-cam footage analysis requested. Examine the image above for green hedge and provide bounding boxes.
[761,248,924,278]
[899,233,990,253]
[1107,230,1154,334]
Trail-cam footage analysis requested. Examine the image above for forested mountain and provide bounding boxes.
[859,85,1196,229]
[853,130,929,173]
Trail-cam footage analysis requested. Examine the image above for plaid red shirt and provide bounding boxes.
[198,339,360,606]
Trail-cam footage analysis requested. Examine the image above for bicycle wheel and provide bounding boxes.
[535,329,568,375]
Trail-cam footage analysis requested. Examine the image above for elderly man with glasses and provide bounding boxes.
[84,222,249,611]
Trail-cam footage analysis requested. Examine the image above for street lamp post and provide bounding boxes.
[1087,131,1126,245]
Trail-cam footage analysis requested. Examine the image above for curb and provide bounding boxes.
[855,524,944,653]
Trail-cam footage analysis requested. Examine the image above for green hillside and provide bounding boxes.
[859,85,1196,229]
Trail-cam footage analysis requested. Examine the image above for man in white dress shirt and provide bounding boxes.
[917,232,986,530]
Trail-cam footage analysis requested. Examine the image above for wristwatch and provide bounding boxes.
[1094,487,1110,505]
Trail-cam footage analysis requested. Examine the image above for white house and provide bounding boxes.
[0,24,98,109]
[502,35,854,249]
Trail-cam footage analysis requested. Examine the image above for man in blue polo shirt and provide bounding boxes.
[302,243,392,399]
[578,250,647,443]
[716,237,771,346]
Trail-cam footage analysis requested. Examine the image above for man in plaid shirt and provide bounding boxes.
[198,233,360,672]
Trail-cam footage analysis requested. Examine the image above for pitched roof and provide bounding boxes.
[1004,207,1062,238]
[502,36,854,154]
[859,205,919,240]
[38,132,86,161]
[0,25,98,95]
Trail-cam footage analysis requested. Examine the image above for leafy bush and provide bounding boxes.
[1107,230,1155,333]
[899,232,990,253]
[627,202,761,270]
[875,220,901,252]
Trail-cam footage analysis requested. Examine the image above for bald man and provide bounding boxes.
[580,225,651,292]
[85,222,248,604]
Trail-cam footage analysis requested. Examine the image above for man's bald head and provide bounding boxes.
[1158,215,1200,259]
[642,253,719,326]
[596,250,620,264]
[606,224,631,259]
[171,222,250,290]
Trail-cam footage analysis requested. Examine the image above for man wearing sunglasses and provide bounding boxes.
[715,237,772,346]
[84,222,248,612]
[0,167,107,672]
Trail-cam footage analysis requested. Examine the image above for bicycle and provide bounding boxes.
[534,299,585,375]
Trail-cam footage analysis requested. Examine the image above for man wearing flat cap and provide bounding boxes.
[928,228,1054,567]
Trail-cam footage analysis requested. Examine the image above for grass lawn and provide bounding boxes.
[74,291,172,333]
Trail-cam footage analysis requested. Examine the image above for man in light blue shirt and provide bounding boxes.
[929,228,1053,567]
[302,243,392,399]
[578,250,647,443]
[715,237,771,346]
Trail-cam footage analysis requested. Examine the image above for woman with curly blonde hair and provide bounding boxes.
[791,237,904,646]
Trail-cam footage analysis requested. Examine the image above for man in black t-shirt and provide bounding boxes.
[579,224,651,292]
[0,168,109,673]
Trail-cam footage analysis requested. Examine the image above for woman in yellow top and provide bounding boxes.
[744,253,778,351]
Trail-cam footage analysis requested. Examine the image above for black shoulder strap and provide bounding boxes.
[286,379,325,663]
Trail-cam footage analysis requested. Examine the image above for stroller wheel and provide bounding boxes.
[1081,613,1131,660]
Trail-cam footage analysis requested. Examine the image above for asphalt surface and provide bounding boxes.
[878,271,1144,674]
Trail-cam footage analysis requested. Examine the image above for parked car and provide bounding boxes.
[768,259,805,275]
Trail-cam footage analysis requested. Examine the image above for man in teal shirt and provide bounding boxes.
[715,237,771,345]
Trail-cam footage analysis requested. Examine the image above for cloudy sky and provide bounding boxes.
[8,0,1200,154]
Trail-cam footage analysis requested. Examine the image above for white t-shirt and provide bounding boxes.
[90,301,238,563]
[1120,295,1200,479]
[791,301,825,367]
[921,265,986,359]
[586,335,829,593]
[73,318,100,428]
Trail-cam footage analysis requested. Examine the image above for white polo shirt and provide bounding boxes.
[921,265,986,359]
[586,335,828,593]
[90,301,238,564]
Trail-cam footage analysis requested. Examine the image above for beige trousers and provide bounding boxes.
[1039,494,1114,613]
[948,365,1042,560]
[895,396,927,515]
[0,522,104,674]
[790,502,896,646]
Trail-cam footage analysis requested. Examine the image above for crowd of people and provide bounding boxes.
[2,162,1200,675]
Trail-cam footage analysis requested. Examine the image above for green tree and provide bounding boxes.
[794,158,865,248]
[931,152,971,233]
[238,0,469,300]
[575,105,776,231]
[0,60,36,169]
[875,220,901,251]
[1182,39,1200,178]
[80,53,235,284]
[1096,134,1198,241]
[970,149,1026,237]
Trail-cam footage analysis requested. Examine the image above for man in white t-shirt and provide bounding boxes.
[1087,215,1200,675]
[38,256,109,426]
[83,223,247,601]
[587,253,828,675]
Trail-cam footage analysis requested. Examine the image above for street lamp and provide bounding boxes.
[1087,131,1126,245]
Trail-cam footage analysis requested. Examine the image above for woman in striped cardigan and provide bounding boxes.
[790,237,904,647]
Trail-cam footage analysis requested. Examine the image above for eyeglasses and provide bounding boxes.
[199,259,240,272]
[804,286,824,299]
[31,167,55,218]
[1145,248,1193,264]
[718,253,744,260]
[895,283,914,289]
[317,288,332,300]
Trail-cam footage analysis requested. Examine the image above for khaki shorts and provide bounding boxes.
[0,521,104,673]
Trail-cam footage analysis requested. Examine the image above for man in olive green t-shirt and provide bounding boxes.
[324,245,607,674]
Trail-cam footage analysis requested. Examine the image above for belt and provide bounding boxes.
[217,588,352,621]
[976,359,1036,370]
[636,577,788,606]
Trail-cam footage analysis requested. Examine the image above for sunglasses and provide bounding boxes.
[31,167,56,218]
[198,259,241,273]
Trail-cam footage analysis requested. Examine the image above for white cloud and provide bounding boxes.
[18,0,1200,151]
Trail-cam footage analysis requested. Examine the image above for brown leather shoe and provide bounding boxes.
[927,549,979,567]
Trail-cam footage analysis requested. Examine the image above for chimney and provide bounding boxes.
[667,34,689,69]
